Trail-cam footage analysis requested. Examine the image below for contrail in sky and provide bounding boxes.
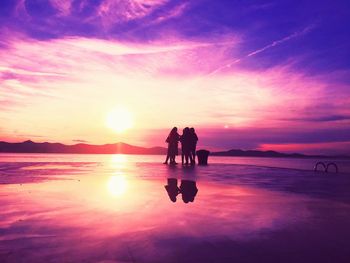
[208,24,316,76]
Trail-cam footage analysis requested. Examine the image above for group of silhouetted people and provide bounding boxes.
[164,178,198,203]
[164,127,198,165]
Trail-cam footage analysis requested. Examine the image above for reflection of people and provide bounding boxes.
[164,178,180,202]
[180,180,198,203]
[189,128,198,164]
[164,127,180,165]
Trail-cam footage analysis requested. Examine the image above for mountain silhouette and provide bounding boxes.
[0,140,166,154]
[211,149,349,159]
[0,140,348,159]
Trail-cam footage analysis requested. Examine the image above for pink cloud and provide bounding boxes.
[49,0,73,16]
[0,35,349,153]
[14,0,30,20]
[0,99,22,111]
[151,2,189,24]
[91,0,168,29]
[13,0,170,30]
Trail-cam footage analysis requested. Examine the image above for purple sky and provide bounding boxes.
[0,0,350,154]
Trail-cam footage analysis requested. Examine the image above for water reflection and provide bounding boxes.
[165,178,198,203]
[180,180,198,203]
[107,174,128,197]
[164,178,180,202]
[110,154,128,170]
[3,159,350,262]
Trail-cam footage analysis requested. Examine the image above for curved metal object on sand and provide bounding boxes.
[314,162,326,172]
[326,162,338,173]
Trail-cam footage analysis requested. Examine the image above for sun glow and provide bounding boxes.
[110,154,128,169]
[107,175,128,197]
[106,107,133,133]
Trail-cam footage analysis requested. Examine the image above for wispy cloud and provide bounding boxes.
[49,0,73,16]
[259,141,350,155]
[0,99,21,111]
[73,139,89,143]
[89,0,169,29]
[0,66,65,77]
[151,2,189,24]
[209,24,316,75]
[250,2,276,11]
[279,115,350,123]
[1,34,348,150]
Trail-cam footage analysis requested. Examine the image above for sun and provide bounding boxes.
[106,107,133,133]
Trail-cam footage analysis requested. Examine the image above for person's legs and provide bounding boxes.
[188,154,192,164]
[185,152,189,165]
[164,147,171,164]
[173,152,178,164]
[189,152,194,165]
[163,154,169,164]
[170,154,176,164]
[192,145,196,164]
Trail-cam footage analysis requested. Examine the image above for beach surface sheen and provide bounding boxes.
[1,154,350,263]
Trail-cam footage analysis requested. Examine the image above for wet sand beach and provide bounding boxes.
[1,154,350,263]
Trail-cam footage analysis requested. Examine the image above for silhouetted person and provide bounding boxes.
[164,127,180,165]
[180,127,193,165]
[180,180,198,203]
[164,178,180,202]
[189,127,198,164]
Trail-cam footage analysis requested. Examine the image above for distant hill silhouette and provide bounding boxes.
[0,140,166,155]
[0,140,348,159]
[212,149,349,159]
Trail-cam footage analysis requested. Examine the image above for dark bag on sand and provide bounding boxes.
[196,149,210,165]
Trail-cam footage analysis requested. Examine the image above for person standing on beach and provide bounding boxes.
[164,127,180,164]
[180,127,192,165]
[189,127,198,164]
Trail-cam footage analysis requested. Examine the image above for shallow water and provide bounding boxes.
[1,154,350,262]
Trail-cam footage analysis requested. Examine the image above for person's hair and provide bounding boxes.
[190,127,195,132]
[170,127,177,136]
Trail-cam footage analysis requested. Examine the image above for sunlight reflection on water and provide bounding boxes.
[107,174,128,197]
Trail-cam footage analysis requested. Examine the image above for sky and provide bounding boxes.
[0,0,350,154]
